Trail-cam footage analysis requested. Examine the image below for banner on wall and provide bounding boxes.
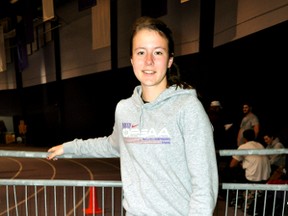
[17,41,28,72]
[0,26,6,72]
[42,0,55,21]
[92,0,110,49]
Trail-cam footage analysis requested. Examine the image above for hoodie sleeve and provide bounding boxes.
[62,123,120,158]
[181,97,219,215]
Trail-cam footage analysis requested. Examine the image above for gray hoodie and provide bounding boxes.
[63,85,218,215]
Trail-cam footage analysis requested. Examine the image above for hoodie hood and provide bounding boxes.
[131,85,197,108]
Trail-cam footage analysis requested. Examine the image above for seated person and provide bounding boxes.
[263,131,286,180]
[230,129,271,183]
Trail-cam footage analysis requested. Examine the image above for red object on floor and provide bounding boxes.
[83,187,103,215]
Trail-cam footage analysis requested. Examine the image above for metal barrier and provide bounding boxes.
[219,149,288,216]
[0,179,124,216]
[0,150,124,216]
[0,148,288,216]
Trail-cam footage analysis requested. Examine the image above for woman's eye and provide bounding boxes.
[137,51,145,55]
[154,51,163,56]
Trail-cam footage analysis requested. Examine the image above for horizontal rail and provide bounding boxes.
[0,150,98,159]
[219,148,288,156]
[222,183,288,191]
[1,148,287,159]
[0,179,122,187]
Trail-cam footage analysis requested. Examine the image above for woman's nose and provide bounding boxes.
[145,54,154,65]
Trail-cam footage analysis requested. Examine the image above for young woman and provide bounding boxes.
[47,16,218,215]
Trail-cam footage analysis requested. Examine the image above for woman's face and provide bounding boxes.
[130,29,173,89]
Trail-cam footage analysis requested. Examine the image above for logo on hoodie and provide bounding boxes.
[122,123,171,144]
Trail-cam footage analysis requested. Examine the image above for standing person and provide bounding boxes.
[47,16,218,215]
[18,119,28,144]
[207,100,234,199]
[237,102,260,146]
[207,100,234,150]
[207,100,226,151]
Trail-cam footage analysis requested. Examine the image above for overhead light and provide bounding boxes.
[180,0,189,3]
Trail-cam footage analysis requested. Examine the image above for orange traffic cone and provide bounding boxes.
[83,187,103,215]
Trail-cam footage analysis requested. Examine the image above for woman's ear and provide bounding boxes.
[168,57,173,68]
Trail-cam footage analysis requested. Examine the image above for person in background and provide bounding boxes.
[207,100,235,150]
[230,129,271,183]
[263,131,286,180]
[237,102,260,146]
[47,16,218,215]
[207,100,226,151]
[207,100,234,199]
[18,119,27,144]
[230,129,270,213]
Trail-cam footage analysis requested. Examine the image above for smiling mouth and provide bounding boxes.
[142,70,155,74]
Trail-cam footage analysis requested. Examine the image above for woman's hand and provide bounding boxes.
[47,144,64,160]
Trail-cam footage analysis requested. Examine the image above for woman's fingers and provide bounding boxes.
[47,145,63,160]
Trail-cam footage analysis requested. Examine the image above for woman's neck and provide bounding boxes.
[141,85,167,103]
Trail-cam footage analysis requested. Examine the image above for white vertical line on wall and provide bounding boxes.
[0,25,6,72]
[42,0,55,22]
